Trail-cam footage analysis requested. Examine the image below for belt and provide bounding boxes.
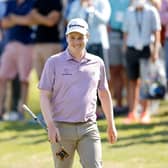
[56,120,94,125]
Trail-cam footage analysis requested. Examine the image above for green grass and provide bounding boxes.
[0,71,168,168]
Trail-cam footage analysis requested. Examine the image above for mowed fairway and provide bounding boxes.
[0,71,168,168]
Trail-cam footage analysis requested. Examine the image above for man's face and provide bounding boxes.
[66,32,88,52]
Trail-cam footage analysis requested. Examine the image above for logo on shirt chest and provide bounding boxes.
[62,68,73,76]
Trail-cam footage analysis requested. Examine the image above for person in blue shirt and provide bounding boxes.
[122,0,161,124]
[108,0,130,115]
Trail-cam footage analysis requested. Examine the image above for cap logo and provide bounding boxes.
[69,24,85,28]
[66,18,89,35]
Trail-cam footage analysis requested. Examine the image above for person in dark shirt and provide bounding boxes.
[11,0,63,79]
[0,0,35,120]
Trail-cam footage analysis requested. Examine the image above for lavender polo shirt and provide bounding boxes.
[38,49,108,123]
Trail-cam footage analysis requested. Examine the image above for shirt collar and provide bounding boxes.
[65,49,92,62]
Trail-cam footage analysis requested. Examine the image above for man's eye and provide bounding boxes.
[78,37,83,40]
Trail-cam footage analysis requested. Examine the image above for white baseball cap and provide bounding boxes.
[133,0,146,8]
[66,18,89,35]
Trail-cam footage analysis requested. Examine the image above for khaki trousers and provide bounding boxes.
[50,121,102,168]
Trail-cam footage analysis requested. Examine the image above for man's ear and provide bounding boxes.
[86,33,89,40]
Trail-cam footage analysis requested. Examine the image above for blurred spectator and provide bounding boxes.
[0,1,21,121]
[108,0,130,115]
[0,0,35,120]
[11,0,63,79]
[160,0,168,86]
[63,0,76,19]
[31,0,63,79]
[62,0,76,49]
[146,0,163,117]
[0,1,6,120]
[122,0,161,124]
[0,1,6,19]
[147,0,165,49]
[0,1,6,52]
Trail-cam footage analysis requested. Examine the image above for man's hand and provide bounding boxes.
[107,125,117,144]
[47,123,61,144]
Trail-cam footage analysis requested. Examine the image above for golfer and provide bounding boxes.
[38,18,117,168]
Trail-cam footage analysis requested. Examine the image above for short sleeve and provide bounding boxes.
[38,58,55,91]
[98,59,108,90]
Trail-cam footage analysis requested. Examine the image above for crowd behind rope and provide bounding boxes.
[0,0,167,125]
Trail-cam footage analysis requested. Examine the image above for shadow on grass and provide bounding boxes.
[98,119,168,133]
[0,121,47,144]
[1,109,167,146]
[20,138,48,145]
[156,111,168,118]
[99,111,168,146]
[0,121,44,132]
[101,128,168,147]
[0,135,18,142]
[110,134,168,148]
[116,120,168,130]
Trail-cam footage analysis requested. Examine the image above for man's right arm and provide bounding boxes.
[40,89,53,126]
[40,89,60,143]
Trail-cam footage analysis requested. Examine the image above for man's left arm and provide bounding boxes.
[98,89,117,144]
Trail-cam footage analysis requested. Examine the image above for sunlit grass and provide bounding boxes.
[0,70,168,168]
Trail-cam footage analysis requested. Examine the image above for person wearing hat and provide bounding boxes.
[122,0,161,124]
[38,18,117,168]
